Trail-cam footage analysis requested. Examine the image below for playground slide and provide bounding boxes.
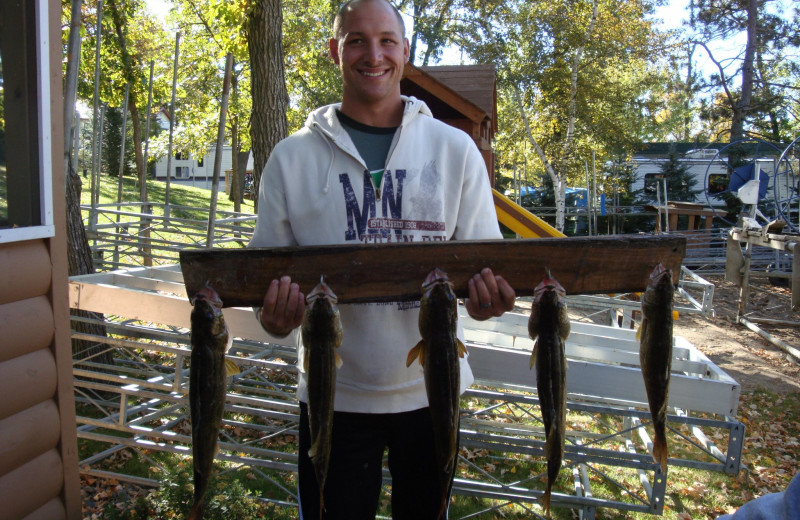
[492,188,565,238]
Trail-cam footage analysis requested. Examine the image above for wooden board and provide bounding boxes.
[179,235,686,307]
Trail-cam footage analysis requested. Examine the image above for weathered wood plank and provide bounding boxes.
[179,235,686,307]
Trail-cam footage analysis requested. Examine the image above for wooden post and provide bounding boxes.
[89,0,104,234]
[725,233,744,287]
[164,32,180,221]
[113,83,130,266]
[206,53,234,247]
[736,242,753,322]
[140,61,154,267]
[793,241,799,311]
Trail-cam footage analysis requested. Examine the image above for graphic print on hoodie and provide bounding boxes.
[339,163,446,244]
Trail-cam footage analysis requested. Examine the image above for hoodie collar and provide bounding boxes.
[305,96,430,137]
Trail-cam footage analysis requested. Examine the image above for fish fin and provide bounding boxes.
[308,441,316,460]
[303,350,310,373]
[224,358,240,376]
[335,352,343,369]
[406,341,425,367]
[458,339,467,358]
[636,316,647,342]
[529,340,538,370]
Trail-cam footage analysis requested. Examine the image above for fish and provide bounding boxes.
[406,268,467,520]
[187,285,232,520]
[637,263,674,473]
[301,277,343,517]
[527,269,570,517]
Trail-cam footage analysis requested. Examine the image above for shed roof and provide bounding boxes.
[401,63,497,133]
[419,64,497,120]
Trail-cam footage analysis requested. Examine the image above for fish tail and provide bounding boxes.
[436,494,448,520]
[542,485,552,517]
[653,432,668,473]
[319,493,325,519]
[187,501,204,520]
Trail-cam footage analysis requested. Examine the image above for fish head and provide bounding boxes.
[190,285,227,337]
[421,268,454,300]
[533,269,566,305]
[648,263,672,285]
[645,263,673,295]
[191,285,223,309]
[306,277,338,306]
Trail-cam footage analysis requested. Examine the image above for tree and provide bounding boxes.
[691,0,800,142]
[62,0,114,364]
[246,0,289,206]
[68,0,172,192]
[104,105,135,179]
[397,0,458,65]
[463,0,674,231]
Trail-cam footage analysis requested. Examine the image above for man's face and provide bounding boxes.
[330,0,410,112]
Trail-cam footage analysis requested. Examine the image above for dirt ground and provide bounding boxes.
[672,274,800,394]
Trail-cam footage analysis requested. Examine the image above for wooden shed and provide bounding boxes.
[401,63,498,185]
[0,0,82,517]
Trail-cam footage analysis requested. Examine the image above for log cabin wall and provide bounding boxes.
[0,0,81,517]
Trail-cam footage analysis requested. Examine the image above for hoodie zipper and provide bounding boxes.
[376,123,404,200]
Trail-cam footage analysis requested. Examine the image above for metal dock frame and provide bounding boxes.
[69,265,744,518]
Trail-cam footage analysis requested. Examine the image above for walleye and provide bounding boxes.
[188,285,232,520]
[406,268,467,520]
[638,263,674,473]
[528,269,570,517]
[301,277,343,517]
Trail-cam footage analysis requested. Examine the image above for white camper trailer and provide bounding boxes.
[631,149,729,206]
[631,149,779,208]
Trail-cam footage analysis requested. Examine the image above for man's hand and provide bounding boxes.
[465,267,516,321]
[259,276,305,337]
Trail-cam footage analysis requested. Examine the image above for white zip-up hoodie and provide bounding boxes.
[249,96,502,413]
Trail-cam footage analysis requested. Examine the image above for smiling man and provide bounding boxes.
[248,1,516,518]
[331,0,409,126]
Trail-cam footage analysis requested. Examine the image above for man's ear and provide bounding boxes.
[404,38,410,63]
[329,38,340,65]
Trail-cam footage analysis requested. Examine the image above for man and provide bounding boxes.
[249,0,516,517]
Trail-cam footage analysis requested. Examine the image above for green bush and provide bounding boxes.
[102,463,268,520]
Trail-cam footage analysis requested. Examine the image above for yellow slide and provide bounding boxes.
[492,188,565,238]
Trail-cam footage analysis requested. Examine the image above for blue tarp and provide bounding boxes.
[728,163,769,201]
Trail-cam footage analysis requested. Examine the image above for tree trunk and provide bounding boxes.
[246,0,289,212]
[64,0,112,363]
[107,0,144,183]
[730,0,758,141]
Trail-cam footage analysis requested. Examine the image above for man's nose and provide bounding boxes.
[364,41,383,63]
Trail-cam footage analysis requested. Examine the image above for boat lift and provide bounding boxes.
[69,264,743,518]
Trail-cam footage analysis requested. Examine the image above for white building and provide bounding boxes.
[152,145,254,182]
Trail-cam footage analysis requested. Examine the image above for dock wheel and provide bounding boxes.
[702,139,788,227]
[773,136,800,233]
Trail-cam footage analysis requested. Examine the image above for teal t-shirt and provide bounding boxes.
[336,110,398,189]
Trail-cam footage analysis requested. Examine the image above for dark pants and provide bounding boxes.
[297,402,453,519]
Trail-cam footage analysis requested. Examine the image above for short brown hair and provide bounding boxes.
[332,0,406,40]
